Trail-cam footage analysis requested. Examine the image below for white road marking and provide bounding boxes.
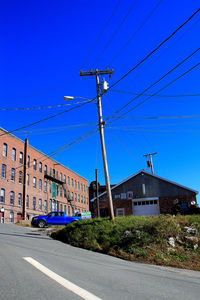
[23,257,102,300]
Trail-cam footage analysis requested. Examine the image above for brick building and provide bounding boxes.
[90,170,198,217]
[0,127,89,224]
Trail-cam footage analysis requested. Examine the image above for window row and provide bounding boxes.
[2,144,23,163]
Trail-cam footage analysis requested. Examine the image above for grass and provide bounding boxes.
[51,215,200,271]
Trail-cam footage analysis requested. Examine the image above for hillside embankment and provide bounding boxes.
[51,215,200,271]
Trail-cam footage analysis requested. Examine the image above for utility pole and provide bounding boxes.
[22,138,28,220]
[80,69,114,220]
[143,152,157,174]
[95,168,100,218]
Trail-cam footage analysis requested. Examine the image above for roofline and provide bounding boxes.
[0,126,88,182]
[90,170,198,202]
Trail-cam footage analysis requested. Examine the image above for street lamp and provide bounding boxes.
[64,96,94,101]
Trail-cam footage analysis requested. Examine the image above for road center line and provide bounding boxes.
[23,257,102,300]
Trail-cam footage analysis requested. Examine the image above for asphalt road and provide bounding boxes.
[0,224,199,300]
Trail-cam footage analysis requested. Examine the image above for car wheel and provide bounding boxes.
[38,220,46,228]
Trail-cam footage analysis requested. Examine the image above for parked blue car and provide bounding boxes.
[31,211,82,228]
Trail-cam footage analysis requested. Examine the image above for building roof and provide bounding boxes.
[90,170,198,202]
[0,126,88,181]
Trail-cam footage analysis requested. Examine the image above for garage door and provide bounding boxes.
[132,198,159,216]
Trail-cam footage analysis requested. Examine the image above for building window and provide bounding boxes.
[56,185,59,196]
[33,177,36,188]
[44,165,47,175]
[10,168,15,181]
[64,205,66,214]
[39,162,42,173]
[49,183,52,193]
[56,171,58,179]
[19,152,23,164]
[0,188,5,203]
[64,189,67,198]
[39,179,42,191]
[84,185,85,192]
[27,156,30,168]
[114,194,120,199]
[1,164,6,178]
[75,193,77,202]
[78,194,80,202]
[33,197,36,210]
[81,196,83,203]
[71,178,73,187]
[127,191,133,198]
[75,180,77,190]
[33,159,37,170]
[44,200,47,212]
[84,196,86,204]
[116,208,125,217]
[39,199,42,211]
[60,173,62,181]
[81,184,83,192]
[9,211,14,223]
[50,168,52,176]
[19,171,22,183]
[121,193,126,199]
[44,181,47,193]
[60,204,63,211]
[142,184,146,195]
[18,193,22,206]
[60,187,62,197]
[71,192,74,201]
[49,199,52,211]
[68,206,70,216]
[53,169,55,178]
[3,143,7,157]
[12,148,16,161]
[27,174,29,186]
[64,175,66,184]
[10,191,14,205]
[26,195,29,208]
[68,176,70,185]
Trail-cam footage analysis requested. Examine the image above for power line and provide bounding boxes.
[108,7,200,91]
[109,0,163,65]
[107,127,200,133]
[0,97,96,137]
[115,115,200,120]
[111,89,200,98]
[0,101,89,111]
[93,0,138,66]
[16,123,97,135]
[110,61,200,122]
[81,0,122,69]
[107,47,200,120]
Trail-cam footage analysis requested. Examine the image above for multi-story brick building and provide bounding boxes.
[90,170,198,217]
[0,127,89,223]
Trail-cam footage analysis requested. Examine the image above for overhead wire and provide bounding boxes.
[115,115,200,120]
[106,47,200,121]
[110,89,200,98]
[0,96,97,137]
[93,0,138,66]
[107,7,200,91]
[0,101,89,111]
[81,0,122,69]
[109,0,163,65]
[109,61,200,122]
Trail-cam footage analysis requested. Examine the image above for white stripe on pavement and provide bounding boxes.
[23,257,102,300]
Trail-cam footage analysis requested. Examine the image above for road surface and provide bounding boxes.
[0,224,199,299]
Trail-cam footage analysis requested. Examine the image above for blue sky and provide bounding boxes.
[1,0,200,202]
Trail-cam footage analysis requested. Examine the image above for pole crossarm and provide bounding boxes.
[80,69,114,76]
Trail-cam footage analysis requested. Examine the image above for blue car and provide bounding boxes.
[31,211,82,228]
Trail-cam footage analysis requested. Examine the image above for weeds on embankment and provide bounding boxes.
[51,215,200,271]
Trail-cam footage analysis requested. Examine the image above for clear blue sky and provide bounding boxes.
[1,0,200,203]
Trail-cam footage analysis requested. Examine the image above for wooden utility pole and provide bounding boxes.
[143,152,157,174]
[22,138,28,220]
[80,69,114,220]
